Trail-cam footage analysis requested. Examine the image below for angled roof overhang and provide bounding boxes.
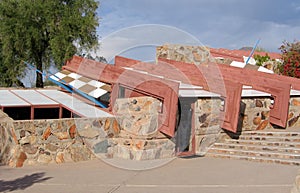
[63,56,180,137]
[0,89,112,119]
[113,56,300,132]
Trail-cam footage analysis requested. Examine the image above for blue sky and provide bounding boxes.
[96,0,300,57]
[23,0,300,87]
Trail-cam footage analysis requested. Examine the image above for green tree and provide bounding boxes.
[0,0,99,87]
[253,54,272,66]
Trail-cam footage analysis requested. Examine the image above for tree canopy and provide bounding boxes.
[0,0,99,87]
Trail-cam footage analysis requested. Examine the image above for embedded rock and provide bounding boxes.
[45,143,60,152]
[37,154,52,164]
[94,140,109,154]
[289,116,300,127]
[256,120,269,130]
[55,152,65,164]
[78,128,100,139]
[23,144,38,155]
[70,144,92,162]
[69,124,76,139]
[53,132,69,140]
[255,99,264,107]
[43,127,52,140]
[16,151,27,167]
[253,117,261,125]
[292,99,300,106]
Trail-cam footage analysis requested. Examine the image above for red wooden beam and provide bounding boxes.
[116,56,243,133]
[63,56,180,137]
[115,56,209,89]
[217,65,291,127]
[220,80,243,133]
[160,58,293,128]
[218,64,300,91]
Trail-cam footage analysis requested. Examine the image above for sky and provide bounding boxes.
[95,0,300,61]
[20,0,300,87]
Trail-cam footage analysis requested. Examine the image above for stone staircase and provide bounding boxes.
[206,131,300,165]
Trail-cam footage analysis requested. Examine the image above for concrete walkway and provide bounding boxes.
[0,157,299,193]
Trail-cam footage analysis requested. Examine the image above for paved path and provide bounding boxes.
[0,157,299,193]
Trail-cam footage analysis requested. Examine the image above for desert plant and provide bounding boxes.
[278,40,300,78]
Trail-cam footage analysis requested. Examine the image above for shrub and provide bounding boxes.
[278,40,300,78]
[253,54,272,66]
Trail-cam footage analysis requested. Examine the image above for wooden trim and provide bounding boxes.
[115,56,208,88]
[111,81,179,137]
[116,56,243,133]
[64,55,297,134]
[64,56,180,137]
[220,80,243,132]
[217,64,291,128]
[158,58,293,129]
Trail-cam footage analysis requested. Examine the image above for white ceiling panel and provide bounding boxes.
[0,90,30,107]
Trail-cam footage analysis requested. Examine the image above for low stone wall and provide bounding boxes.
[0,96,175,167]
[241,97,300,131]
[77,97,175,161]
[104,96,175,160]
[113,96,160,136]
[10,118,114,167]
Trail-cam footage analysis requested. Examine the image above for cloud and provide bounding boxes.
[94,24,203,62]
[96,0,300,56]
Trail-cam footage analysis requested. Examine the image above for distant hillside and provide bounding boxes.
[239,47,253,51]
[239,46,267,52]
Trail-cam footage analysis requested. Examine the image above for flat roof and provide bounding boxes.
[0,89,112,118]
[0,90,30,107]
[38,90,112,118]
[11,90,59,105]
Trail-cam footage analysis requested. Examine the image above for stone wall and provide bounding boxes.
[194,98,223,155]
[106,96,175,160]
[113,96,160,136]
[156,44,281,69]
[156,44,212,65]
[0,111,18,166]
[241,97,300,131]
[9,118,112,167]
[0,96,176,167]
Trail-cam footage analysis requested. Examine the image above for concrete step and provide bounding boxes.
[213,142,300,154]
[208,147,300,160]
[226,139,300,148]
[242,131,300,137]
[206,152,300,166]
[206,131,300,165]
[237,135,300,142]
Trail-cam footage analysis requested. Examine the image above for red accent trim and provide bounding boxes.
[64,56,180,137]
[63,55,298,133]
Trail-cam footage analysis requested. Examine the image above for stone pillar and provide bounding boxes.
[0,110,18,166]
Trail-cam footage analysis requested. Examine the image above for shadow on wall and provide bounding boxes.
[0,172,52,192]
